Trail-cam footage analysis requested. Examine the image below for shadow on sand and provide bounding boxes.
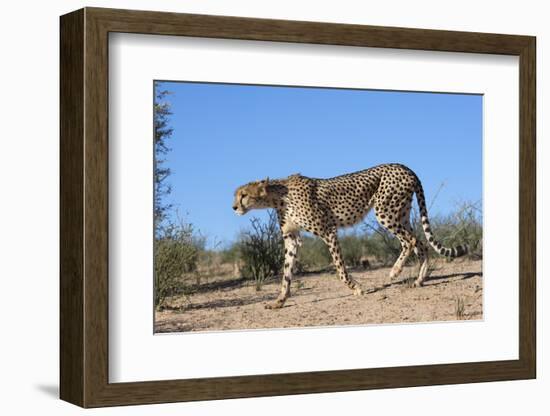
[365,270,483,294]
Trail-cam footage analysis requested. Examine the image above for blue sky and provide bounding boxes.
[156,81,482,248]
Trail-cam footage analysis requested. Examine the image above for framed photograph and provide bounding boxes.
[60,7,536,408]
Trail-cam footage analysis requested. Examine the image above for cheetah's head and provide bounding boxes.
[232,179,270,215]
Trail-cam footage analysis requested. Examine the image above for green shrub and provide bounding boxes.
[339,233,366,267]
[217,200,481,291]
[361,200,482,263]
[295,236,331,273]
[220,244,241,264]
[154,220,200,308]
[237,211,284,290]
[430,201,483,259]
[361,220,401,265]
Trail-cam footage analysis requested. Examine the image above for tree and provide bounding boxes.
[154,83,174,232]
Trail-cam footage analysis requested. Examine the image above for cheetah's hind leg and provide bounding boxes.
[374,209,415,283]
[413,240,429,287]
[389,234,414,281]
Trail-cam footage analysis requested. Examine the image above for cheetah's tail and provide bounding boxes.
[414,184,469,258]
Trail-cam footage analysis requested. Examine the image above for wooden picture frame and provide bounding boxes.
[60,7,536,408]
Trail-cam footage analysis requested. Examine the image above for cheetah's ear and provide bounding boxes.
[258,177,269,197]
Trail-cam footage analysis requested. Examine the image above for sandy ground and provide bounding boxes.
[155,258,482,333]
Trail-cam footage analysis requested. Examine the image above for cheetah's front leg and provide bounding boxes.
[322,232,364,296]
[265,232,300,309]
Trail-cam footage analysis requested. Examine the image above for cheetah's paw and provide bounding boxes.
[265,300,285,309]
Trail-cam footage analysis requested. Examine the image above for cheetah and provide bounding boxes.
[232,163,468,309]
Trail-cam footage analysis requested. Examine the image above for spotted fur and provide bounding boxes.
[233,163,468,309]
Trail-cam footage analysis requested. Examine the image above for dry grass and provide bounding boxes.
[454,296,466,319]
